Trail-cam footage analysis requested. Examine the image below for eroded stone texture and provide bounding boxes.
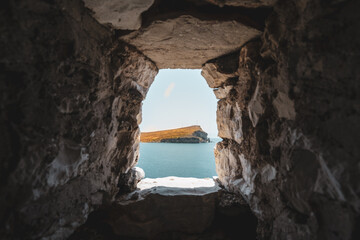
[70,178,258,239]
[121,15,261,68]
[214,141,242,188]
[117,167,145,194]
[205,0,277,8]
[113,177,221,239]
[202,51,240,88]
[217,100,243,143]
[202,63,236,88]
[204,0,360,239]
[0,0,157,238]
[259,0,360,237]
[84,0,155,30]
[1,0,359,239]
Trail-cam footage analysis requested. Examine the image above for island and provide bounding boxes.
[140,125,210,143]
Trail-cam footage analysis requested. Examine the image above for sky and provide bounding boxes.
[140,69,218,137]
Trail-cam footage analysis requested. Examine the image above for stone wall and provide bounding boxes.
[203,0,360,239]
[1,0,359,239]
[0,0,157,238]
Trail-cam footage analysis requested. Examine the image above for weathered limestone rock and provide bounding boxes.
[121,15,261,68]
[1,0,359,239]
[110,177,221,238]
[113,45,158,98]
[214,141,242,188]
[214,85,233,99]
[205,0,277,8]
[83,0,155,30]
[202,63,238,88]
[70,178,258,239]
[204,0,360,239]
[248,81,265,127]
[0,1,157,238]
[273,91,296,120]
[117,167,145,194]
[217,100,243,143]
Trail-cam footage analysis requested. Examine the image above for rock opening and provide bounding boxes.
[1,0,359,239]
[137,69,218,178]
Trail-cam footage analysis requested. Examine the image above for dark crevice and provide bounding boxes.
[141,0,273,31]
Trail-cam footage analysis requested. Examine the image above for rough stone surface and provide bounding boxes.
[1,0,360,239]
[272,91,296,120]
[202,64,238,88]
[203,0,360,239]
[70,178,258,239]
[113,177,220,238]
[0,0,157,238]
[83,0,155,30]
[213,85,233,99]
[217,100,243,144]
[117,167,145,194]
[214,141,242,188]
[205,0,277,8]
[193,130,210,142]
[121,15,261,68]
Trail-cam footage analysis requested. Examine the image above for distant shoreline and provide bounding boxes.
[141,137,222,144]
[140,125,211,143]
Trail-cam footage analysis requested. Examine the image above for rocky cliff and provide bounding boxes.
[141,125,210,143]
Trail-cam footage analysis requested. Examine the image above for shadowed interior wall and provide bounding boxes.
[0,0,359,239]
[0,0,157,238]
[203,0,360,238]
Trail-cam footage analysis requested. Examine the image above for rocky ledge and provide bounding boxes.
[141,125,210,143]
[70,177,258,239]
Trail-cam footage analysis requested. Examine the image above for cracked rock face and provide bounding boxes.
[84,0,155,30]
[1,0,359,239]
[217,100,243,144]
[70,178,258,239]
[121,15,261,68]
[0,0,157,238]
[111,177,220,238]
[202,0,360,239]
[205,0,277,8]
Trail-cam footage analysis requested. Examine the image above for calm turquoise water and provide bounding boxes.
[137,139,220,178]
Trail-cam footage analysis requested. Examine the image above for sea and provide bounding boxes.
[137,138,221,178]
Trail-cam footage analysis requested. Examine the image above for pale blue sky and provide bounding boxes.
[140,69,218,137]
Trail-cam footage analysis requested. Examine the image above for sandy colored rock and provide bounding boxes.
[121,15,261,68]
[248,81,264,127]
[202,50,240,88]
[214,141,242,188]
[83,0,154,30]
[0,1,157,238]
[203,1,360,238]
[1,0,360,239]
[117,167,145,194]
[112,177,220,238]
[202,63,238,88]
[205,0,277,8]
[70,178,258,239]
[213,85,233,99]
[273,91,296,120]
[217,100,243,143]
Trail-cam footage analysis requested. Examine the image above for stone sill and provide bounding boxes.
[117,176,220,204]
